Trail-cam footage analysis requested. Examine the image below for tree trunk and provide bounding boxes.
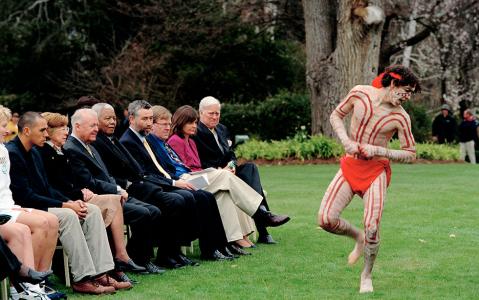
[303,0,384,136]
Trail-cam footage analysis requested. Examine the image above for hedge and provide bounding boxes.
[236,136,460,161]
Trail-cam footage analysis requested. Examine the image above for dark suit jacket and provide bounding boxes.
[38,143,83,200]
[63,135,118,195]
[146,134,184,177]
[193,121,236,169]
[6,137,68,210]
[92,132,144,188]
[93,131,168,201]
[119,128,177,187]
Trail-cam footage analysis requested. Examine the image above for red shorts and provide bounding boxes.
[340,156,391,197]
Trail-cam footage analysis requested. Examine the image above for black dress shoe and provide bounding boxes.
[257,234,277,244]
[115,258,147,273]
[175,254,200,267]
[220,247,238,259]
[155,256,183,269]
[144,262,166,274]
[254,207,290,228]
[200,250,234,261]
[228,244,252,256]
[17,268,53,284]
[109,271,138,284]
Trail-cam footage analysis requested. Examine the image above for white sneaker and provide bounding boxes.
[14,283,49,300]
[9,286,20,300]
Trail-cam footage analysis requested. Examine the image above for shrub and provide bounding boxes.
[402,101,432,143]
[388,140,459,161]
[221,91,310,141]
[236,134,342,161]
[237,136,459,162]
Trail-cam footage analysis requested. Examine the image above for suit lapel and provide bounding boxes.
[69,137,107,173]
[199,122,222,154]
[215,125,230,152]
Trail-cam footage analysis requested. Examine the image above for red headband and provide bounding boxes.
[371,72,402,88]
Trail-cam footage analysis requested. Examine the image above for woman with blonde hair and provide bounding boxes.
[39,112,143,285]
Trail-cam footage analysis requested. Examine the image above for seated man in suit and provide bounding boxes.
[149,105,290,252]
[193,96,290,244]
[92,102,232,263]
[63,108,166,273]
[7,112,129,295]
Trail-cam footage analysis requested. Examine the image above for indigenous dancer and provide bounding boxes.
[318,65,421,293]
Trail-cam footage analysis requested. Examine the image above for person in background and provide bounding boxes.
[458,109,479,164]
[5,112,19,142]
[432,103,456,144]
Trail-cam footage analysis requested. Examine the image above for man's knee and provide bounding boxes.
[53,208,78,226]
[86,203,101,217]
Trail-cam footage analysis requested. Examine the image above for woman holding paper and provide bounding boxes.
[148,105,288,251]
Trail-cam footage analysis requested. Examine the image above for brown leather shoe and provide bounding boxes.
[96,274,133,290]
[72,279,116,294]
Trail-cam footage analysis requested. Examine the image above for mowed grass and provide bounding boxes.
[62,163,479,300]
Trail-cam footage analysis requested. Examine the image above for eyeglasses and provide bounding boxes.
[53,126,70,133]
[154,122,172,127]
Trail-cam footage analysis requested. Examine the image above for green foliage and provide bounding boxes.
[402,101,432,143]
[389,139,459,160]
[235,134,343,161]
[0,0,305,112]
[221,91,310,140]
[237,136,459,161]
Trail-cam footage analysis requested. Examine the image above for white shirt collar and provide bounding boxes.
[129,127,147,142]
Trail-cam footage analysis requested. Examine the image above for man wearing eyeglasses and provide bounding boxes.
[193,96,290,245]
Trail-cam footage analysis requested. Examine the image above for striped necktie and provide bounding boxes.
[143,139,171,179]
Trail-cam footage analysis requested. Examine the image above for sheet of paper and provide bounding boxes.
[187,174,209,190]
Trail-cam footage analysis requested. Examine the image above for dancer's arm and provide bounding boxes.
[330,88,363,155]
[359,113,416,162]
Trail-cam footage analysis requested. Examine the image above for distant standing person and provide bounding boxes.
[432,104,456,144]
[318,65,420,293]
[458,109,478,164]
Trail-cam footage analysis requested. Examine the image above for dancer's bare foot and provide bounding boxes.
[359,274,373,293]
[348,232,365,265]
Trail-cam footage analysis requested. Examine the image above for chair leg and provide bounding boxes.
[180,242,194,255]
[55,245,71,288]
[0,278,8,300]
[62,249,70,287]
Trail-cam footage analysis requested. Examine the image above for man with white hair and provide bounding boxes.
[64,108,165,273]
[193,96,290,244]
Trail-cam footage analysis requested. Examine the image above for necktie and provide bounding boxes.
[85,144,95,158]
[210,128,224,153]
[165,143,183,165]
[143,139,171,179]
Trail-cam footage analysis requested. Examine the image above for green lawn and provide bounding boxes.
[61,163,479,299]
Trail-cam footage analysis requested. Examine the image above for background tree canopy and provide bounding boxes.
[0,0,305,113]
[0,0,478,143]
